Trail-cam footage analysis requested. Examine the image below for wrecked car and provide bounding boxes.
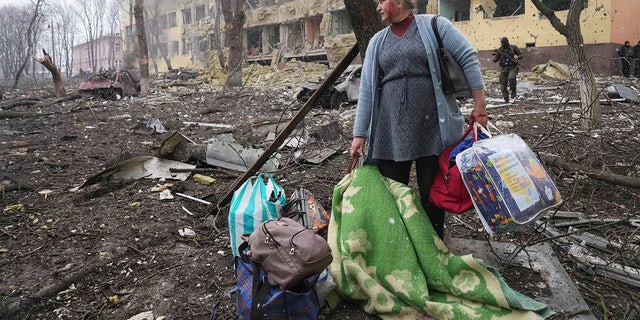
[296,64,361,109]
[78,69,141,99]
[164,68,199,80]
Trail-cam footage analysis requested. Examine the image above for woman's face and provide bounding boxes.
[376,0,402,24]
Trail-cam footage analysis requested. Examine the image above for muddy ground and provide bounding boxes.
[1,69,639,320]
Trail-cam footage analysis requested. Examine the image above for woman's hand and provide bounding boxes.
[471,108,488,126]
[470,89,488,126]
[350,137,365,159]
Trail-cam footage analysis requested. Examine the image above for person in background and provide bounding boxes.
[617,41,632,77]
[633,41,640,77]
[492,37,522,103]
[349,0,488,238]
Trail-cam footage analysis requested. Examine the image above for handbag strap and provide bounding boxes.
[261,221,282,248]
[431,15,444,50]
[250,258,271,320]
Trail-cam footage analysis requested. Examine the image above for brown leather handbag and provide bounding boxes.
[248,217,333,290]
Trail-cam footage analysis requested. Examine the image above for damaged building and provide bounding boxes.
[118,0,640,76]
[119,0,355,72]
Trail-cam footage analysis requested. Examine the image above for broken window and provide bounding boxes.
[171,41,179,56]
[168,12,177,28]
[195,5,205,21]
[183,8,191,25]
[540,0,571,11]
[247,28,262,55]
[263,25,280,54]
[439,0,470,21]
[159,15,167,30]
[330,10,353,36]
[284,20,305,52]
[196,36,207,53]
[181,39,190,55]
[159,43,168,57]
[493,0,524,17]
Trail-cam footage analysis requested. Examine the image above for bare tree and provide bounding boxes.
[11,0,46,89]
[530,0,601,129]
[134,0,149,96]
[0,5,30,80]
[50,2,77,77]
[213,0,225,70]
[105,0,121,70]
[144,1,164,74]
[76,0,106,72]
[122,0,138,69]
[221,0,245,87]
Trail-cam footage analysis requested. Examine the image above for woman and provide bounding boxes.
[349,0,488,238]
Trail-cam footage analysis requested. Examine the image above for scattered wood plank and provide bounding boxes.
[569,244,640,288]
[540,152,640,189]
[568,229,640,254]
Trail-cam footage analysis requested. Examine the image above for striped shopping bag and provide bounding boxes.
[228,173,286,257]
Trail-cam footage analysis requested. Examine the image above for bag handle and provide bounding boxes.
[256,173,283,203]
[431,15,444,50]
[261,221,282,248]
[472,122,493,141]
[346,154,361,174]
[250,259,270,320]
[451,120,476,148]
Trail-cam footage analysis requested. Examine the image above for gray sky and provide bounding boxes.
[0,0,74,6]
[0,0,33,5]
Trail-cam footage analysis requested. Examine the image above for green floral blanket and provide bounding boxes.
[327,165,553,320]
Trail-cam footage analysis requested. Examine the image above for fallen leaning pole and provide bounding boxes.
[210,44,360,215]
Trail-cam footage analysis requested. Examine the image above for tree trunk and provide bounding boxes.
[33,49,66,97]
[134,0,150,96]
[214,0,225,70]
[343,0,384,59]
[221,0,245,87]
[12,0,44,89]
[530,0,601,129]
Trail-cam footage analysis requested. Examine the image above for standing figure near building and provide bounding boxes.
[633,41,640,77]
[617,41,633,77]
[492,37,522,103]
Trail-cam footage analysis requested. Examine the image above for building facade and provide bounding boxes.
[120,0,640,76]
[72,34,124,74]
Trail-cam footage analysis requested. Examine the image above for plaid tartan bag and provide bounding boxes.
[211,248,320,320]
[235,251,320,319]
[210,243,321,320]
